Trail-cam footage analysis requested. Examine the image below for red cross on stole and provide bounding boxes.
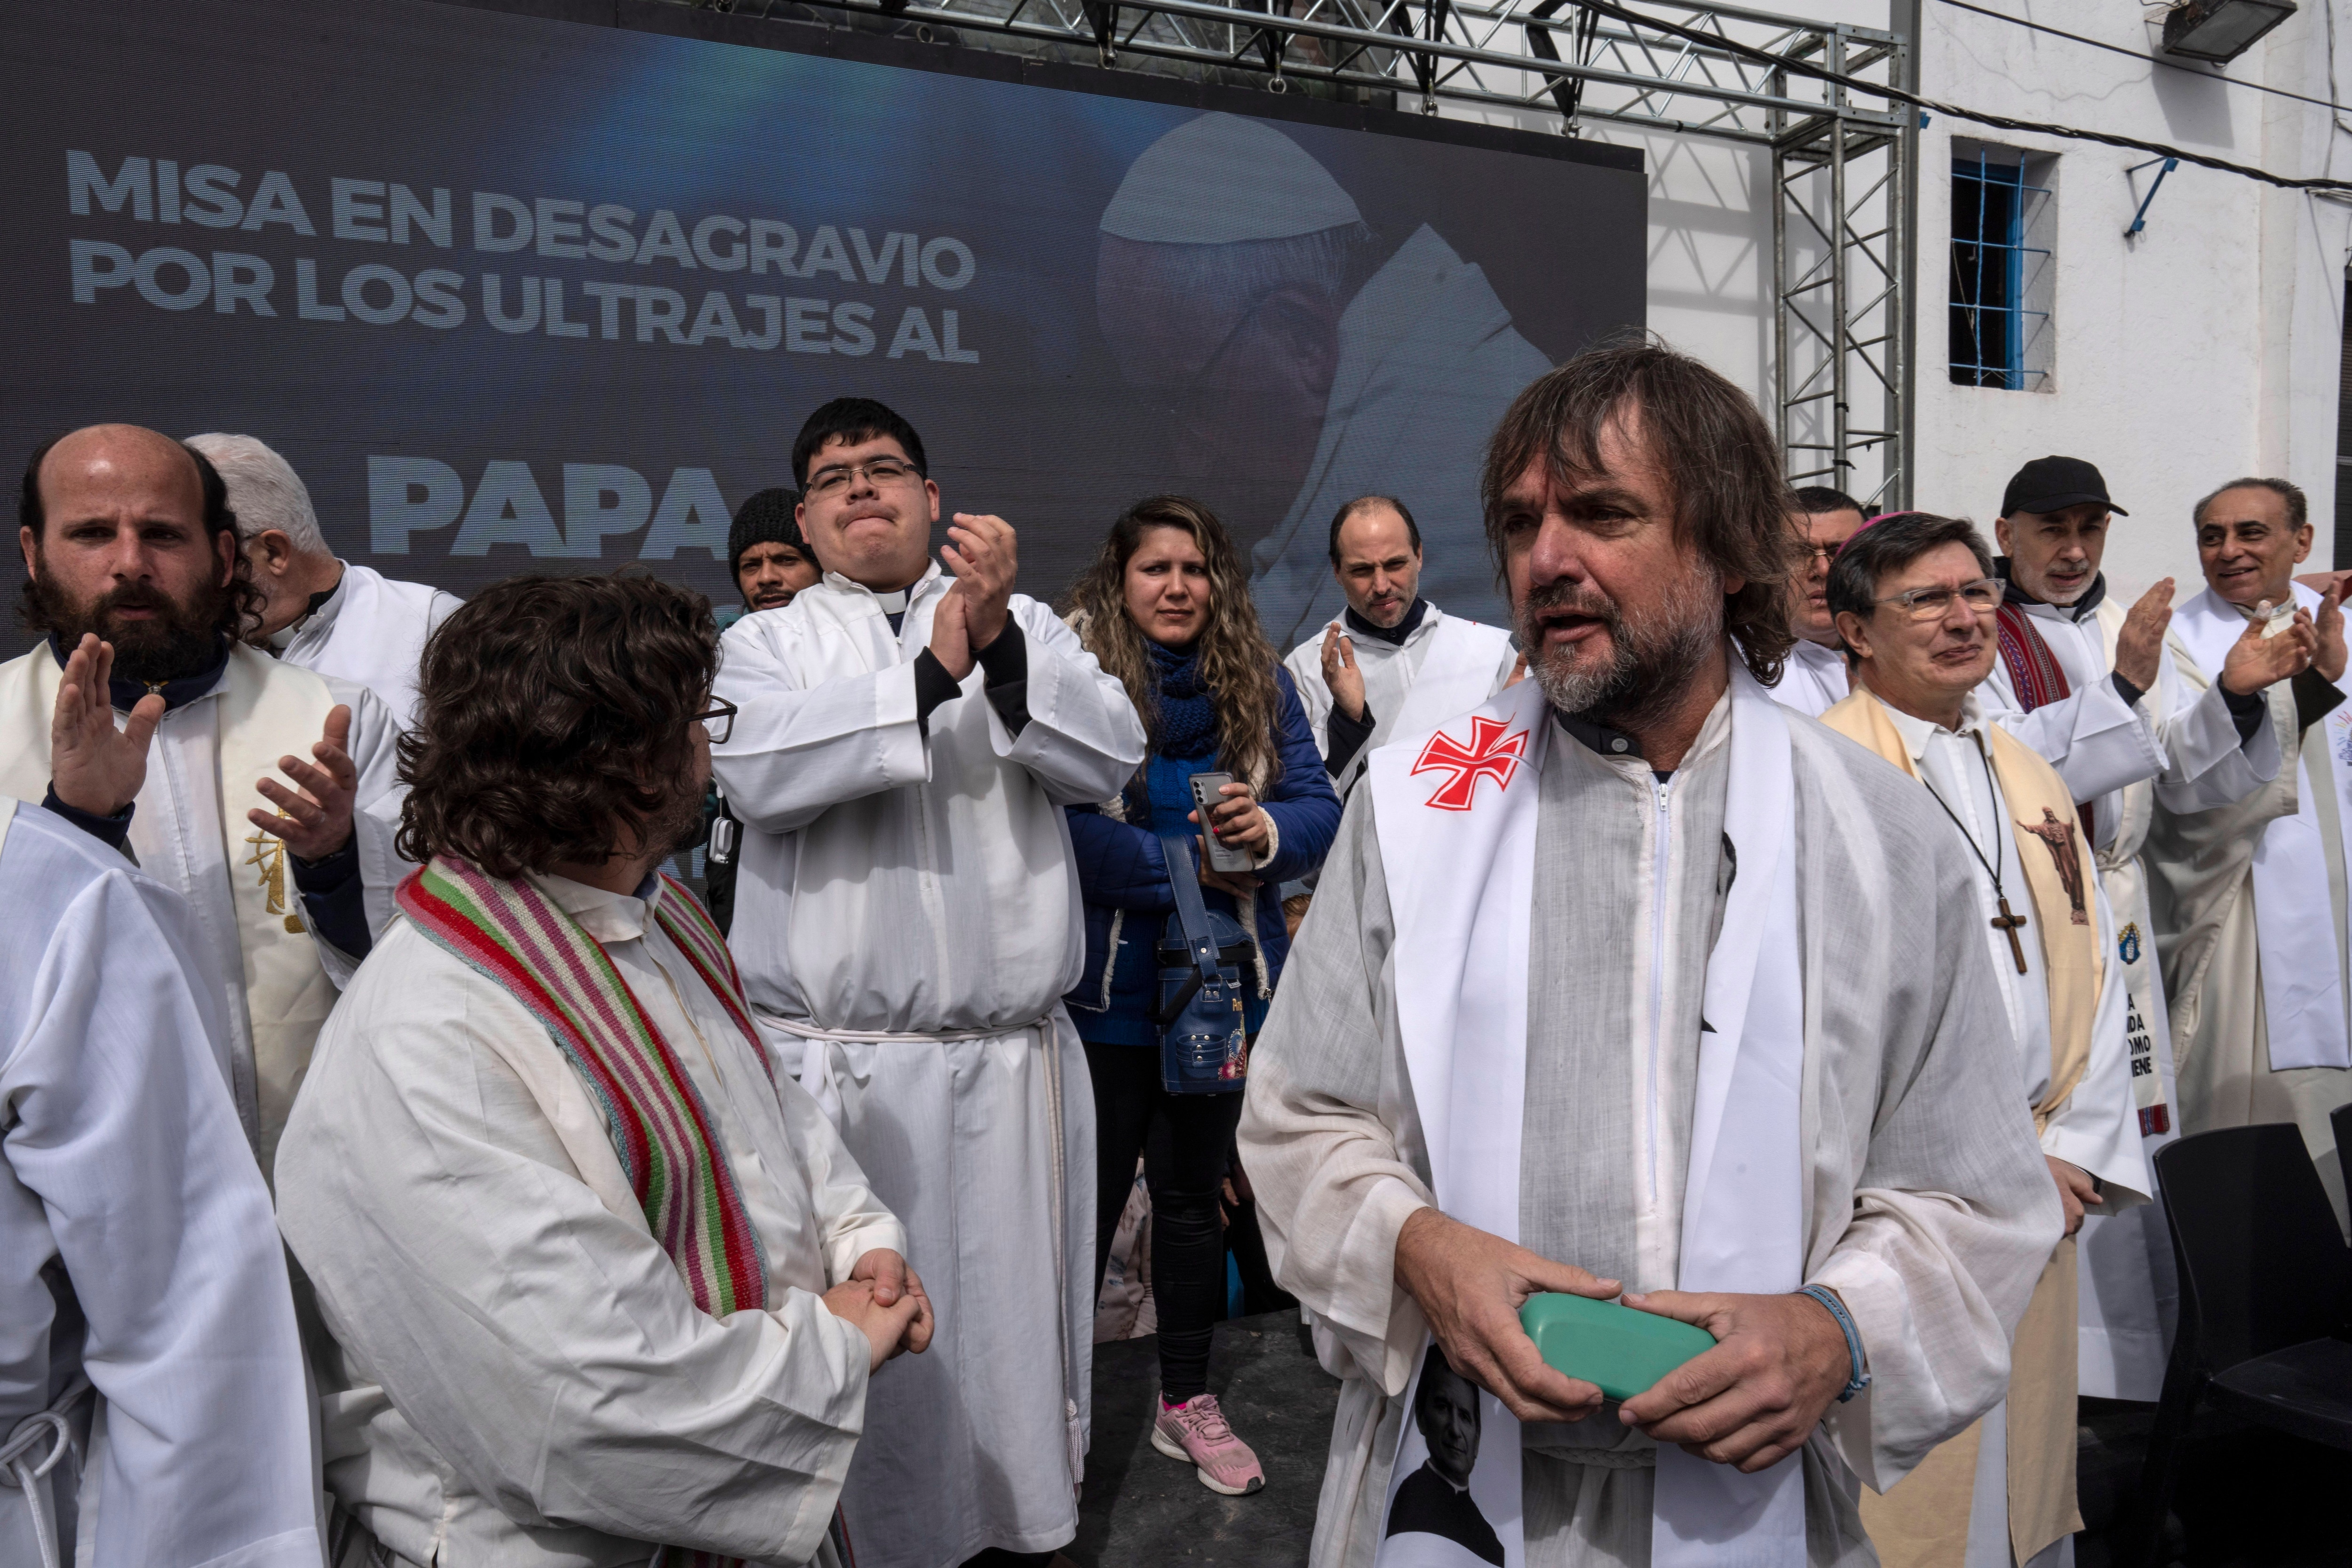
[1410,715,1530,811]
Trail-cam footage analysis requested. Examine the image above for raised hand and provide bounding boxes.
[940,512,1017,653]
[1391,1206,1622,1424]
[1616,1288,1853,1472]
[2218,599,2317,696]
[1319,625,1367,720]
[2114,579,2175,694]
[246,704,357,863]
[2317,583,2345,683]
[928,585,974,683]
[50,634,163,818]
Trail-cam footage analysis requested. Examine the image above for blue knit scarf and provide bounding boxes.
[1147,640,1219,760]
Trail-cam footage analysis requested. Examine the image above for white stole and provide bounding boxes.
[2171,583,2352,1071]
[1368,663,1808,1568]
[1391,613,1515,741]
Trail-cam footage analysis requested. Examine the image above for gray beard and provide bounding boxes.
[1520,570,1724,732]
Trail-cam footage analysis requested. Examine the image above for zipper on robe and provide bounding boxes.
[1647,775,1673,1206]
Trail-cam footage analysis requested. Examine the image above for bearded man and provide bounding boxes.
[5,424,403,1171]
[1240,342,2060,1568]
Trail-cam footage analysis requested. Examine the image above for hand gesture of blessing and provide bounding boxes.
[50,634,164,818]
[245,705,359,863]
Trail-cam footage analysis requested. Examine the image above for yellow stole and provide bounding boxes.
[1823,686,2095,1568]
[0,644,340,1168]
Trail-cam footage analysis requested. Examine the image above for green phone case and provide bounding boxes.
[1518,1293,1716,1403]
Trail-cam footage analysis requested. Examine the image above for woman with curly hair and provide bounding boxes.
[1062,495,1341,1496]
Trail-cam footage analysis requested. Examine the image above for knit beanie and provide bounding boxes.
[728,488,807,577]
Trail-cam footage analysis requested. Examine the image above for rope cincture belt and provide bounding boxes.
[1,1374,94,1568]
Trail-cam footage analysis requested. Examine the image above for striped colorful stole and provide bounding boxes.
[1994,601,2097,844]
[397,857,771,1319]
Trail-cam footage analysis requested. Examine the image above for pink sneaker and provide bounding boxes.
[1151,1393,1265,1496]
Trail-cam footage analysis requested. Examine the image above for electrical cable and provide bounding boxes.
[1932,0,2352,116]
[1566,0,2352,193]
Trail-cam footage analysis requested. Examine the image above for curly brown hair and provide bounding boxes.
[1061,495,1284,789]
[397,572,718,877]
[1480,338,1800,685]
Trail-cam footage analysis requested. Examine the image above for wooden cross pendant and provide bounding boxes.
[1991,898,2029,974]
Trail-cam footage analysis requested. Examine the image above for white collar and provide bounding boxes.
[1875,688,1988,764]
[526,868,662,945]
[266,561,350,650]
[818,561,944,616]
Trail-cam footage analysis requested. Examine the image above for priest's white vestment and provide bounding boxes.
[2146,582,2352,1217]
[270,561,460,731]
[1767,640,1850,719]
[1285,604,1518,795]
[1978,583,2281,1396]
[1240,672,2064,1568]
[0,798,318,1568]
[712,565,1147,1568]
[1248,226,1554,646]
[277,871,899,1568]
[0,641,405,1173]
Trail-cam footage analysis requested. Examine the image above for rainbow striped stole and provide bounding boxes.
[397,857,771,1321]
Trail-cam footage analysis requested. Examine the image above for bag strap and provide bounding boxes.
[1156,833,1231,1024]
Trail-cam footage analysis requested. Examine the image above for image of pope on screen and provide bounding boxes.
[1094,112,1552,646]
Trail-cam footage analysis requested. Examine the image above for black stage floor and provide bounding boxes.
[1070,1316,2351,1568]
[1073,1312,1337,1567]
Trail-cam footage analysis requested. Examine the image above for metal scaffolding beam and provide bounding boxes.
[678,0,1917,503]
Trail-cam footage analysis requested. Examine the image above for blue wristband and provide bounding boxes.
[1799,1284,1871,1403]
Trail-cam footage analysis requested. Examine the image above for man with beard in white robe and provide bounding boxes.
[189,432,459,732]
[1973,455,2296,1399]
[1240,345,2062,1568]
[1,796,318,1568]
[1092,111,1554,646]
[1284,495,1519,801]
[712,398,1147,1568]
[1764,487,1864,718]
[4,424,404,1174]
[2145,477,2348,1214]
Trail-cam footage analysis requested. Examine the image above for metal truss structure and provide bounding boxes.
[685,0,1919,506]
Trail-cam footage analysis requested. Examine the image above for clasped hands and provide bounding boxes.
[1391,1207,1851,1473]
[927,512,1017,681]
[824,1249,936,1373]
[50,632,359,862]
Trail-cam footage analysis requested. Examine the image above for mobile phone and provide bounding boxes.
[1188,771,1255,874]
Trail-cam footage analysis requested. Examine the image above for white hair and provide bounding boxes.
[184,432,328,556]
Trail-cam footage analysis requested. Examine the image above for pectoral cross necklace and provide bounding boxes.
[1920,732,2030,975]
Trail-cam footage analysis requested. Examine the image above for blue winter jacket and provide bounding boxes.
[1063,664,1341,1034]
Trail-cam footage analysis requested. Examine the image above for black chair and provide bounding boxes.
[2332,1102,2352,1225]
[2123,1123,2352,1568]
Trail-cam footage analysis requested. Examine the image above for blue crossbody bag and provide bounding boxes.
[1152,832,1251,1095]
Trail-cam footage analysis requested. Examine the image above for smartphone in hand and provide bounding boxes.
[1188,771,1254,874]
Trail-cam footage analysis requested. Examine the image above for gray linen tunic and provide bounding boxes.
[1239,694,2065,1568]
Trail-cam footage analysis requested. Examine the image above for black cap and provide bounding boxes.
[2001,456,2128,518]
[727,487,807,576]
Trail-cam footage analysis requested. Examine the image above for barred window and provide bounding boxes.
[1950,145,2054,391]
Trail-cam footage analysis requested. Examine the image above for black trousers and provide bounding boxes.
[1085,1041,1245,1404]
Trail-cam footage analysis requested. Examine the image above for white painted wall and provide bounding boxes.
[1443,0,2352,586]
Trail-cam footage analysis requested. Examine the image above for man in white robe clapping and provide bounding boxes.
[1,796,319,1568]
[1240,343,2063,1568]
[1820,511,2151,1568]
[711,398,1148,1568]
[1283,494,1520,799]
[279,573,930,1568]
[4,424,405,1175]
[2144,477,2347,1210]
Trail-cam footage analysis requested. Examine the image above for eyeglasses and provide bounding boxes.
[1873,579,2001,621]
[694,698,737,745]
[806,457,921,498]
